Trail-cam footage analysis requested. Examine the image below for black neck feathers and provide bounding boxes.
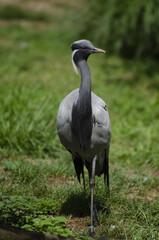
[71,60,93,151]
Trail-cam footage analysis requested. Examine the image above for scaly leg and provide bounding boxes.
[89,155,97,237]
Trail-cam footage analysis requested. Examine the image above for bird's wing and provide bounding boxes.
[57,89,79,150]
[57,89,79,130]
[90,92,111,177]
[91,92,111,148]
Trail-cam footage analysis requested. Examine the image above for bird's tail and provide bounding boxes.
[104,147,109,190]
[73,155,85,188]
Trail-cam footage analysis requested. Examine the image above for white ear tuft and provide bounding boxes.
[72,50,79,74]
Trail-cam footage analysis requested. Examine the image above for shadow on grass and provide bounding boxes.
[60,191,110,218]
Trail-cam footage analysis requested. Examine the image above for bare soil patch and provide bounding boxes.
[0,0,83,16]
[127,187,159,202]
[47,175,74,186]
[67,216,89,231]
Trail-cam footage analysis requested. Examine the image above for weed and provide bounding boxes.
[22,215,74,238]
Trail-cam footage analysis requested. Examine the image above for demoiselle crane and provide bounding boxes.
[57,40,111,236]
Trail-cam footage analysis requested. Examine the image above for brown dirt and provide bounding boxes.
[127,187,159,202]
[153,169,159,177]
[145,189,159,201]
[0,17,54,30]
[0,169,13,187]
[67,216,101,237]
[47,175,74,186]
[0,0,84,29]
[67,216,89,231]
[0,0,83,16]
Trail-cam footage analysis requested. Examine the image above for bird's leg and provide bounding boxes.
[93,204,100,224]
[89,155,97,237]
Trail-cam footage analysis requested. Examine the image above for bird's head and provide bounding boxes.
[71,39,105,74]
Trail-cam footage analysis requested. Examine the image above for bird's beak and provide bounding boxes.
[92,48,106,54]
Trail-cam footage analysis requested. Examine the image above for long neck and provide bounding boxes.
[78,60,91,102]
[71,59,93,151]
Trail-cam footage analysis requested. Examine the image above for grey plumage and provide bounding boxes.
[57,89,111,176]
[57,39,111,235]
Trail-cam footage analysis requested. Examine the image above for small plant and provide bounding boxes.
[0,195,60,225]
[22,215,74,238]
[0,195,74,238]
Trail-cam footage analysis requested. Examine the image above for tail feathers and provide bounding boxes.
[73,155,85,188]
[104,148,110,189]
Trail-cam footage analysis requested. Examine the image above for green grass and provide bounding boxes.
[0,5,159,239]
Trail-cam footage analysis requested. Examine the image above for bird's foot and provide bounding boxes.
[89,226,95,238]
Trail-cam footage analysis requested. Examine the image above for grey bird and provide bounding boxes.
[57,39,111,236]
